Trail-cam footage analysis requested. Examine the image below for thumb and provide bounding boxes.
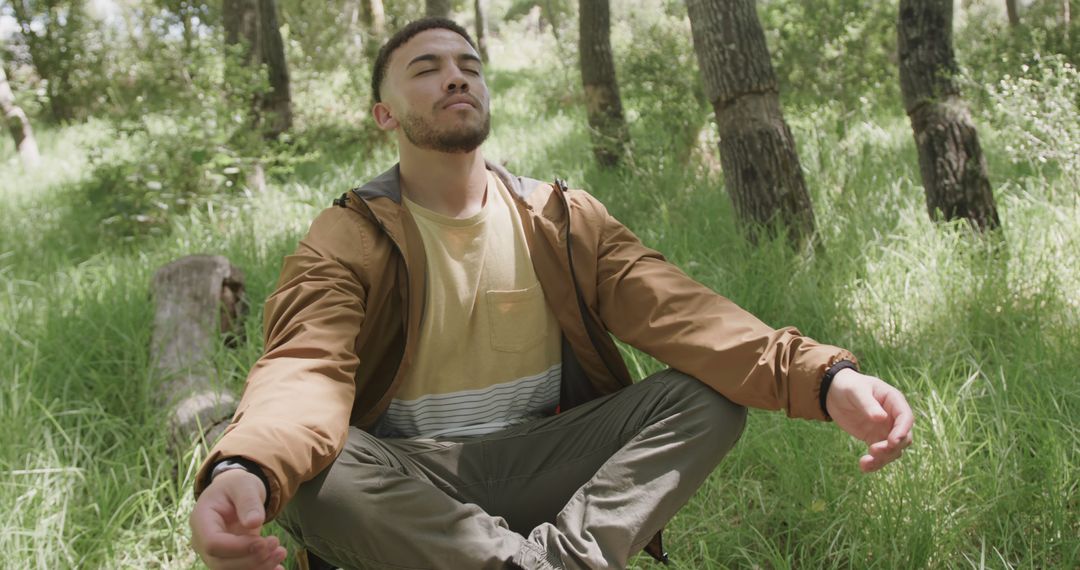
[226,476,266,530]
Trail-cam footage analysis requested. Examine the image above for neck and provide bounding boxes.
[398,145,488,218]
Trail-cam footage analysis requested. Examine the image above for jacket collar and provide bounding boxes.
[350,160,549,206]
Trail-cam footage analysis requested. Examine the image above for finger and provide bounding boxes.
[247,544,288,570]
[259,546,288,570]
[202,532,264,560]
[867,441,903,463]
[852,387,891,443]
[192,502,262,559]
[861,445,905,472]
[208,547,285,570]
[880,388,914,445]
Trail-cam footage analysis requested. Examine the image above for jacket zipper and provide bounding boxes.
[555,179,627,388]
[346,190,412,418]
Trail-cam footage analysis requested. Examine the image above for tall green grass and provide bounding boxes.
[2,32,1077,570]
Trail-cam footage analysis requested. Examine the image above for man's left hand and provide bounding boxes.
[825,369,914,472]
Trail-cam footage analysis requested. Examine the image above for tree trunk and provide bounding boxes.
[368,0,386,36]
[686,0,816,246]
[1064,0,1071,35]
[475,0,490,63]
[150,255,247,448]
[224,0,293,139]
[354,0,387,59]
[0,61,41,169]
[898,0,1000,231]
[1005,0,1020,26]
[579,0,629,167]
[427,0,452,18]
[257,0,292,138]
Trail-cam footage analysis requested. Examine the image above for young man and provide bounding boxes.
[189,18,913,570]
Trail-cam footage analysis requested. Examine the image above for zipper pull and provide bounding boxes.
[555,178,568,193]
[332,192,349,207]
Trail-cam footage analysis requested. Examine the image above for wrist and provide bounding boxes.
[209,457,271,507]
[820,359,859,419]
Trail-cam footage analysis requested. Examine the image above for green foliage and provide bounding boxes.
[5,0,110,122]
[981,54,1080,185]
[758,0,901,107]
[614,2,709,166]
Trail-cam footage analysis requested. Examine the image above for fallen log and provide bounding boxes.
[150,254,247,449]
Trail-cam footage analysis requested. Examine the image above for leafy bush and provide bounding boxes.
[981,54,1080,184]
[758,0,900,107]
[613,1,710,167]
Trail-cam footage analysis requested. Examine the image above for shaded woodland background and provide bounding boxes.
[1,0,1078,568]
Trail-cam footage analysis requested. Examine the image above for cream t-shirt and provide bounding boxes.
[374,171,562,439]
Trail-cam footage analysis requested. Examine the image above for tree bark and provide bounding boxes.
[0,61,40,169]
[898,0,1000,231]
[686,0,816,246]
[150,255,247,448]
[579,0,629,167]
[426,0,452,18]
[1005,0,1020,26]
[475,0,490,63]
[224,0,293,139]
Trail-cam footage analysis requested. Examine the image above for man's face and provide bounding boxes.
[376,29,491,153]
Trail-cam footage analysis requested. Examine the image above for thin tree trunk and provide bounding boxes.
[475,0,490,63]
[686,0,816,246]
[223,0,292,139]
[257,0,292,138]
[579,0,629,167]
[426,0,452,18]
[1005,0,1020,26]
[898,0,1000,232]
[356,0,386,59]
[1064,0,1071,37]
[369,0,386,36]
[0,62,40,169]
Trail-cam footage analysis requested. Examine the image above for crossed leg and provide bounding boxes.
[277,369,747,570]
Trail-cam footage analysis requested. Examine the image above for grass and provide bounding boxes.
[1,30,1078,570]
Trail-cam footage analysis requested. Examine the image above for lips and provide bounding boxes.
[441,95,479,110]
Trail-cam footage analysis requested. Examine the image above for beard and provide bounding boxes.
[398,105,491,153]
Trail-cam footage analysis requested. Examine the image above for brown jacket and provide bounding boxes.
[194,161,856,520]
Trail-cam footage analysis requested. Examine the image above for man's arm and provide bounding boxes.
[194,207,368,517]
[579,192,913,468]
[581,191,850,419]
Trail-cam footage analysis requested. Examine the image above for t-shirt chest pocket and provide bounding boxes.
[485,282,548,353]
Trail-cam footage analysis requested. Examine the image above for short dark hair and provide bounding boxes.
[371,18,478,104]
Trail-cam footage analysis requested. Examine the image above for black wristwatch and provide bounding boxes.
[208,457,272,507]
[819,359,859,419]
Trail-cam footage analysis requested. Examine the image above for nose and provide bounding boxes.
[443,65,470,93]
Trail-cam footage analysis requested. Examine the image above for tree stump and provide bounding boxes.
[150,255,247,449]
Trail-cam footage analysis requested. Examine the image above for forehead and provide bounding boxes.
[389,29,478,70]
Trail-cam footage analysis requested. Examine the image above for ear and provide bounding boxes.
[372,102,398,131]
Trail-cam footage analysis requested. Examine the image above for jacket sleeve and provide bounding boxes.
[584,193,856,421]
[194,207,367,519]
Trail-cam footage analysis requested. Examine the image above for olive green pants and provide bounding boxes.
[277,369,747,570]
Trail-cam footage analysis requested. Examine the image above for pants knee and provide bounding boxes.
[655,370,748,453]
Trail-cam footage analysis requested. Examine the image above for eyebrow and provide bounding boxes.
[406,52,483,69]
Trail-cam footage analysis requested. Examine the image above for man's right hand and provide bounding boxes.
[190,469,287,570]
